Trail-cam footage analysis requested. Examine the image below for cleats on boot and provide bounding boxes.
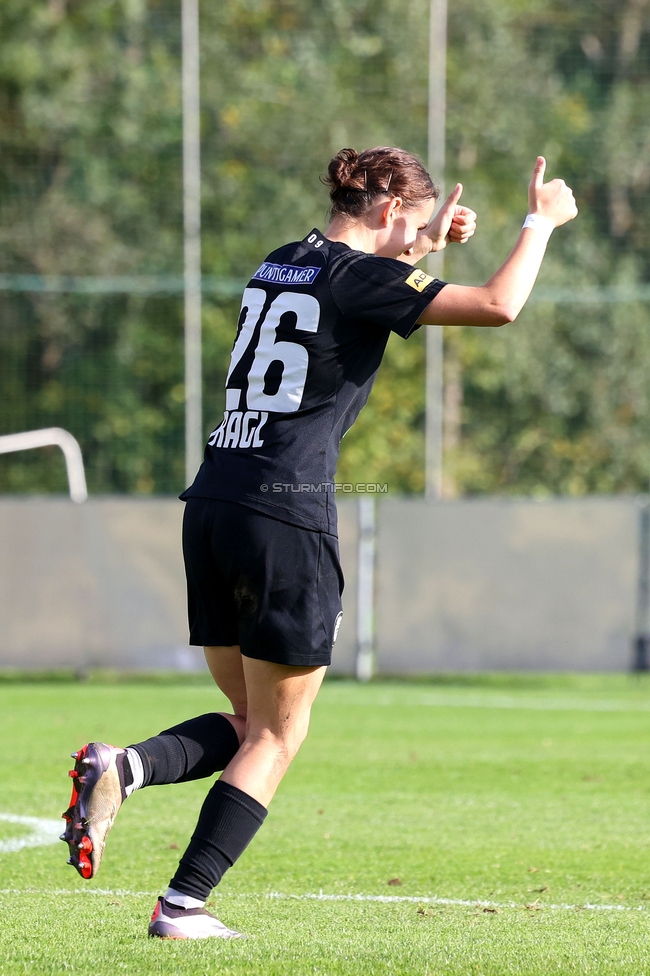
[148,897,244,940]
[61,742,127,879]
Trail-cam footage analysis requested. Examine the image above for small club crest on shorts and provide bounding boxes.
[332,611,343,645]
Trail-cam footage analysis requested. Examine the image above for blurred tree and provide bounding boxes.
[442,0,650,496]
[1,0,650,497]
[0,0,433,494]
[0,0,187,492]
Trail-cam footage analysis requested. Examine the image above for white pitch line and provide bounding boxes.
[0,888,160,897]
[0,888,645,913]
[322,694,650,713]
[0,813,62,853]
[265,892,645,913]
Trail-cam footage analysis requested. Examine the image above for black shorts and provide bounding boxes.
[182,497,344,667]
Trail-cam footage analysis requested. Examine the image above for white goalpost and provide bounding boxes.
[0,427,88,503]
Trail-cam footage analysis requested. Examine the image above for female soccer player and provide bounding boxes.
[61,147,576,938]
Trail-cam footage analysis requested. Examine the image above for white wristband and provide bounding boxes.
[522,213,554,238]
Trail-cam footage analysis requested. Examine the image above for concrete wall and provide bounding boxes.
[0,497,358,672]
[0,495,642,673]
[376,497,640,672]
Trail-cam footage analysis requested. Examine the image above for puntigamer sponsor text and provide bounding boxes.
[251,262,321,285]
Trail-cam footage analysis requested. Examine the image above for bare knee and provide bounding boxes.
[286,711,311,758]
[246,714,311,767]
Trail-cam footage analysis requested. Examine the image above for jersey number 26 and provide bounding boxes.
[225,288,320,413]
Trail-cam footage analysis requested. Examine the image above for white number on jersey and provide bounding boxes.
[225,288,320,414]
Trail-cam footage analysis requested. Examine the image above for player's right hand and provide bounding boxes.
[528,156,578,227]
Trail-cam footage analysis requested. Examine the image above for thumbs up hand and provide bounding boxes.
[423,183,478,253]
[448,202,478,244]
[528,156,578,227]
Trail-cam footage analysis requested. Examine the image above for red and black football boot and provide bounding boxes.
[60,742,128,879]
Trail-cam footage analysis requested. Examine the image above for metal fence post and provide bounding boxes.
[182,0,203,486]
[425,0,447,501]
[633,499,650,670]
[355,496,376,681]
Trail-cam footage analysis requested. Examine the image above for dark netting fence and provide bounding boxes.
[2,1,650,498]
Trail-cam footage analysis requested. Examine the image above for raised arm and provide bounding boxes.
[418,157,578,328]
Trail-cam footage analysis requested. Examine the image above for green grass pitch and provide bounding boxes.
[1,674,650,975]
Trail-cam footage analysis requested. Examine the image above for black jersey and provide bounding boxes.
[181,229,446,534]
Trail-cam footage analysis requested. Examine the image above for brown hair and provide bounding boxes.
[323,146,439,219]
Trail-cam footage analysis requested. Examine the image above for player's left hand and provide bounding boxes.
[447,204,477,245]
[421,183,477,252]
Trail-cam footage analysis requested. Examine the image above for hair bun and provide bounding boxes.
[323,145,437,219]
[327,148,363,191]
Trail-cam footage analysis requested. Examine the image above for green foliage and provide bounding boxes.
[1,0,650,495]
[0,0,432,494]
[443,0,650,495]
[0,0,186,493]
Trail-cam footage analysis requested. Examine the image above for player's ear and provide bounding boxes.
[380,196,402,226]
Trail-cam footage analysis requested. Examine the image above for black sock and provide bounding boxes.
[168,780,267,901]
[128,713,240,787]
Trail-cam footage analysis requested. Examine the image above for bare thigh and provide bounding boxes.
[204,644,247,742]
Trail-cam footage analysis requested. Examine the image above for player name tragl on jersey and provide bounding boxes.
[208,267,322,450]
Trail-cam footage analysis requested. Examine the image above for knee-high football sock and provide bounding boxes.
[167,779,267,902]
[125,713,241,789]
